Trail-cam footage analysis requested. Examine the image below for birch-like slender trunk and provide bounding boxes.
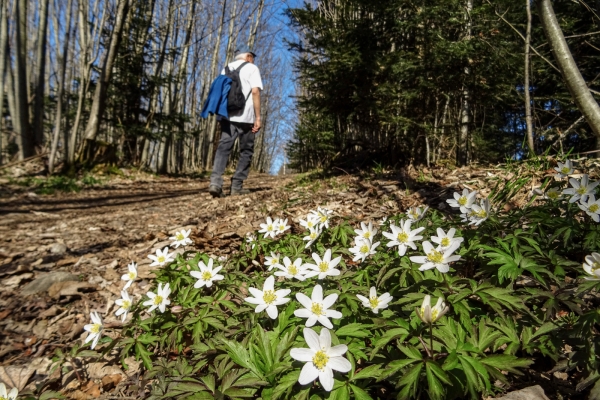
[524,0,534,154]
[0,0,8,164]
[13,0,34,159]
[48,0,73,173]
[537,0,600,141]
[81,0,129,145]
[458,0,472,166]
[33,0,50,148]
[247,0,263,50]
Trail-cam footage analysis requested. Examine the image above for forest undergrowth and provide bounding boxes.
[4,156,600,400]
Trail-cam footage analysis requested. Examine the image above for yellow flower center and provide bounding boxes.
[312,350,329,371]
[128,271,136,280]
[427,250,444,264]
[561,167,570,174]
[267,225,274,231]
[476,209,487,218]
[589,204,599,213]
[158,256,165,263]
[289,265,298,275]
[176,233,184,240]
[320,216,327,222]
[273,258,279,264]
[547,190,559,200]
[441,237,450,247]
[202,271,212,281]
[360,244,369,254]
[410,211,418,218]
[122,300,131,309]
[397,232,408,243]
[310,232,317,239]
[431,309,439,321]
[369,296,379,309]
[263,290,277,304]
[308,221,315,228]
[458,196,467,205]
[279,225,285,230]
[90,323,101,334]
[311,303,324,315]
[577,187,587,195]
[154,295,163,305]
[363,231,371,239]
[592,262,600,272]
[319,262,329,272]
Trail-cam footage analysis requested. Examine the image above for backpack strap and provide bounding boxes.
[236,61,249,72]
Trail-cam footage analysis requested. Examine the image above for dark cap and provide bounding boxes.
[234,48,257,58]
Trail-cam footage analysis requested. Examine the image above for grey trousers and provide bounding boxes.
[210,120,255,190]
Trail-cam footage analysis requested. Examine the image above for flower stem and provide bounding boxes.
[429,323,435,360]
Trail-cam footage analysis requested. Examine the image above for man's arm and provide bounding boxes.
[251,87,261,133]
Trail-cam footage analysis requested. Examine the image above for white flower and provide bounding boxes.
[555,160,574,178]
[410,241,461,273]
[543,187,563,201]
[354,221,378,241]
[583,253,600,280]
[190,258,224,288]
[0,382,18,400]
[121,262,138,290]
[430,227,464,251]
[303,226,322,248]
[259,217,278,239]
[378,216,388,226]
[348,237,380,263]
[417,295,449,324]
[356,287,393,314]
[290,327,351,392]
[169,229,192,248]
[143,282,171,313]
[115,290,133,322]
[275,257,307,281]
[300,214,320,230]
[407,205,429,221]
[246,233,256,249]
[468,198,491,226]
[294,284,342,328]
[148,247,175,267]
[304,249,342,279]
[579,195,600,222]
[83,311,103,349]
[563,174,599,203]
[274,218,291,235]
[265,251,283,271]
[310,207,333,229]
[244,276,291,319]
[446,188,477,213]
[382,219,425,256]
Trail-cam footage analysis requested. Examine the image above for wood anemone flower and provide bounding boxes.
[417,295,449,324]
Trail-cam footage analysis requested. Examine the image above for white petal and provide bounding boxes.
[319,327,332,351]
[317,315,333,329]
[295,309,313,318]
[304,328,321,352]
[264,276,275,291]
[296,293,313,309]
[328,344,348,357]
[266,305,279,319]
[325,310,343,319]
[328,356,352,373]
[255,304,268,313]
[318,367,334,391]
[290,348,315,362]
[298,362,320,385]
[321,293,338,309]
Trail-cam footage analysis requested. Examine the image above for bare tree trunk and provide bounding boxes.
[0,0,8,164]
[204,0,227,170]
[537,0,600,141]
[13,0,34,159]
[48,0,74,173]
[33,0,50,149]
[458,0,472,166]
[81,0,129,146]
[524,0,534,155]
[247,0,264,50]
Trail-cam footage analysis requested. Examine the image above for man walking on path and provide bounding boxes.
[209,49,263,198]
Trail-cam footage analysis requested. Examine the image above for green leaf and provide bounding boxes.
[531,321,559,340]
[425,362,445,400]
[370,328,408,357]
[396,363,423,398]
[271,370,300,400]
[335,323,372,338]
[351,364,382,381]
[221,338,265,379]
[399,345,423,360]
[380,358,419,380]
[480,354,533,375]
[135,341,153,370]
[39,391,65,400]
[350,384,373,400]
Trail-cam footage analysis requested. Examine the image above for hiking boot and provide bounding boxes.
[208,185,225,198]
[230,187,251,196]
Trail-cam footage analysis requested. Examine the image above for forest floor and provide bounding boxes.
[0,158,577,399]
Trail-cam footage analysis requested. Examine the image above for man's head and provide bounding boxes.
[234,48,257,63]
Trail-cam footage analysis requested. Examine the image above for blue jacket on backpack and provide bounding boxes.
[201,75,231,119]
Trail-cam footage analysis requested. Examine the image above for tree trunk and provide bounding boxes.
[458,0,472,166]
[0,0,8,164]
[33,0,50,149]
[524,0,534,154]
[536,0,600,140]
[81,0,129,146]
[13,0,34,159]
[48,0,74,173]
[247,0,264,50]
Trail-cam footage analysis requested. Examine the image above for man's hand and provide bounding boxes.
[252,118,261,133]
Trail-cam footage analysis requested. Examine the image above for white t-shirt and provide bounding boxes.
[221,60,263,124]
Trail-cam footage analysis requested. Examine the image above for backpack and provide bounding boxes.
[224,61,249,113]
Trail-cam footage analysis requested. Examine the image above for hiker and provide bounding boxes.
[208,49,263,198]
